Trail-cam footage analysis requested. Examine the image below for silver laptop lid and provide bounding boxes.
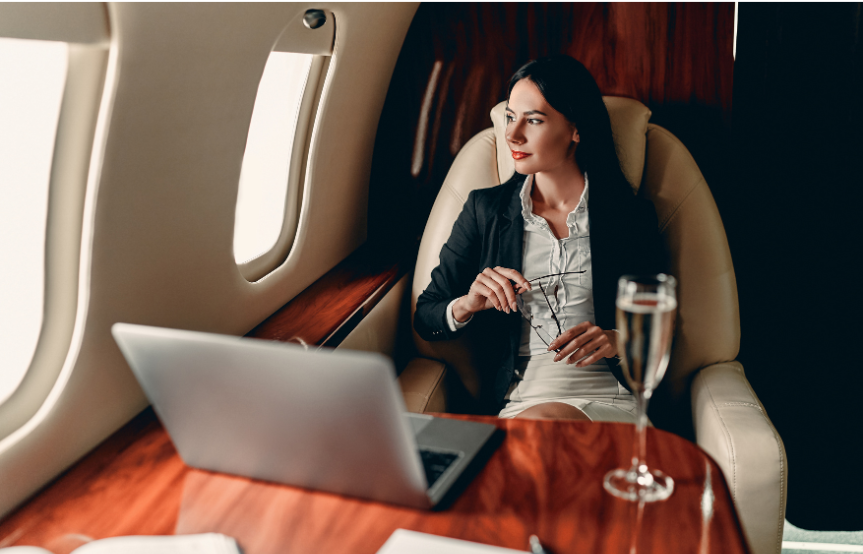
[112,323,430,508]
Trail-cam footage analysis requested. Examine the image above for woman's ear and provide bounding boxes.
[572,128,580,144]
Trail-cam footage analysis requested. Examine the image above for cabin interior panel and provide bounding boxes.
[2,0,861,541]
[0,2,420,519]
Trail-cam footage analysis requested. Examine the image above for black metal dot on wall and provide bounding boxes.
[303,9,327,30]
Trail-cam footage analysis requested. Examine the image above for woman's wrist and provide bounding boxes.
[452,296,475,322]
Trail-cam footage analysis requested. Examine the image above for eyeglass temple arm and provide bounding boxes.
[536,280,563,336]
[525,271,586,283]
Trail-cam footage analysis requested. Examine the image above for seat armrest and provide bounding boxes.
[691,361,787,554]
[398,357,448,413]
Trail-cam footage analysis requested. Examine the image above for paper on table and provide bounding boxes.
[0,533,241,554]
[73,534,240,554]
[376,529,528,554]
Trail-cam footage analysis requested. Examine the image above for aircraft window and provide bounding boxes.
[233,52,315,268]
[0,37,68,404]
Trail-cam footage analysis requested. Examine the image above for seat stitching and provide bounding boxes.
[772,426,787,554]
[709,369,786,554]
[657,176,705,233]
[744,381,787,554]
[646,126,708,233]
[441,180,468,206]
[742,376,787,554]
[720,401,763,411]
[701,372,737,501]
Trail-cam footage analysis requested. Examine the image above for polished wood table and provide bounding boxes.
[0,409,749,554]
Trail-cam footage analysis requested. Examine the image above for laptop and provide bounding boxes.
[111,323,501,509]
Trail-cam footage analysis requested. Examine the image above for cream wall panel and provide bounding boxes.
[0,44,108,441]
[338,275,410,358]
[0,2,109,44]
[0,2,419,518]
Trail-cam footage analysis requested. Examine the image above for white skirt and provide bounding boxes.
[498,352,638,423]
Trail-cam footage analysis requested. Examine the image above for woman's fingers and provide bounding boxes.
[468,280,500,311]
[493,267,532,294]
[481,268,518,312]
[475,272,511,313]
[569,335,610,366]
[548,322,591,352]
[574,343,614,367]
[552,324,605,362]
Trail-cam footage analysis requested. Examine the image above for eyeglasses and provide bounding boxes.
[514,271,585,353]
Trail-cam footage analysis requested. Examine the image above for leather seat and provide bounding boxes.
[397,97,787,554]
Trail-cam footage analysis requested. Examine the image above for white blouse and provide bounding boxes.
[447,173,602,358]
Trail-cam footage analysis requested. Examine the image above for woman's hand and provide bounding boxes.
[453,267,531,321]
[547,322,619,367]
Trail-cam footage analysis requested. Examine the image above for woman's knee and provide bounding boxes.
[515,402,591,421]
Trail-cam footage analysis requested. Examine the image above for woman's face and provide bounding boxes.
[505,79,579,175]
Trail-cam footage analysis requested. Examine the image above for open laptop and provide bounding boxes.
[111,323,501,509]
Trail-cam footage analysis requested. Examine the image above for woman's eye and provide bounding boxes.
[528,119,543,125]
[505,115,515,123]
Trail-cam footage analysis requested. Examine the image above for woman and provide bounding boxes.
[414,55,665,422]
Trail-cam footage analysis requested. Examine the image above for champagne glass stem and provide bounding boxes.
[630,392,649,477]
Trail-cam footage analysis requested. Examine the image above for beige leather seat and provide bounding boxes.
[398,98,787,554]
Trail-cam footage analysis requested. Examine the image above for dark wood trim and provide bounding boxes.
[0,410,749,554]
[0,241,417,548]
[246,240,417,348]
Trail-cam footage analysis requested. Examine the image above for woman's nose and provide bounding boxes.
[506,125,525,145]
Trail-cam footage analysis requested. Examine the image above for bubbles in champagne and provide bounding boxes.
[615,293,677,395]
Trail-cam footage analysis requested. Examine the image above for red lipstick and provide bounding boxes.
[511,151,532,160]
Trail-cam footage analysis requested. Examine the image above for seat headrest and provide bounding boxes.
[490,96,652,190]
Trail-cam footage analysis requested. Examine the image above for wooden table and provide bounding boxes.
[0,409,749,554]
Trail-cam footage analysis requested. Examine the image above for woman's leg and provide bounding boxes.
[515,401,590,420]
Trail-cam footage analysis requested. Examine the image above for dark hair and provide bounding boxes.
[508,55,632,198]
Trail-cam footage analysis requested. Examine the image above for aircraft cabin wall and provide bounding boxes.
[0,2,419,519]
[2,1,862,535]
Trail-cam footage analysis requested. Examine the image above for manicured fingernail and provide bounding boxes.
[511,302,517,310]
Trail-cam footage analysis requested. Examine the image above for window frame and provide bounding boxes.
[236,54,329,282]
[0,3,111,440]
[236,12,335,283]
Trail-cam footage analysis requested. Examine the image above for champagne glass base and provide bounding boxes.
[603,467,674,502]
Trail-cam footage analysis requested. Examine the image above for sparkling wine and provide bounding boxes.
[605,275,677,503]
[615,293,677,395]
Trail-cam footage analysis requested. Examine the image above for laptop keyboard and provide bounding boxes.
[419,449,460,489]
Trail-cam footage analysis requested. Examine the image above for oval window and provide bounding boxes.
[0,37,68,404]
[233,52,315,266]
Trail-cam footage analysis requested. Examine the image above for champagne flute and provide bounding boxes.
[603,274,677,502]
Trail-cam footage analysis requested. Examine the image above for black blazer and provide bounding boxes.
[414,172,665,411]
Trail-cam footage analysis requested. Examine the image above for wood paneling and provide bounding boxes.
[0,409,186,553]
[246,241,415,348]
[368,2,735,244]
[1,410,749,554]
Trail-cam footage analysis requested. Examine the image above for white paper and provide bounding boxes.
[376,529,528,554]
[71,533,240,554]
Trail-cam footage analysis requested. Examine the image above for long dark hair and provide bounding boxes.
[508,55,633,199]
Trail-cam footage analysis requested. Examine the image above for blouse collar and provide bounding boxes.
[519,172,589,228]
